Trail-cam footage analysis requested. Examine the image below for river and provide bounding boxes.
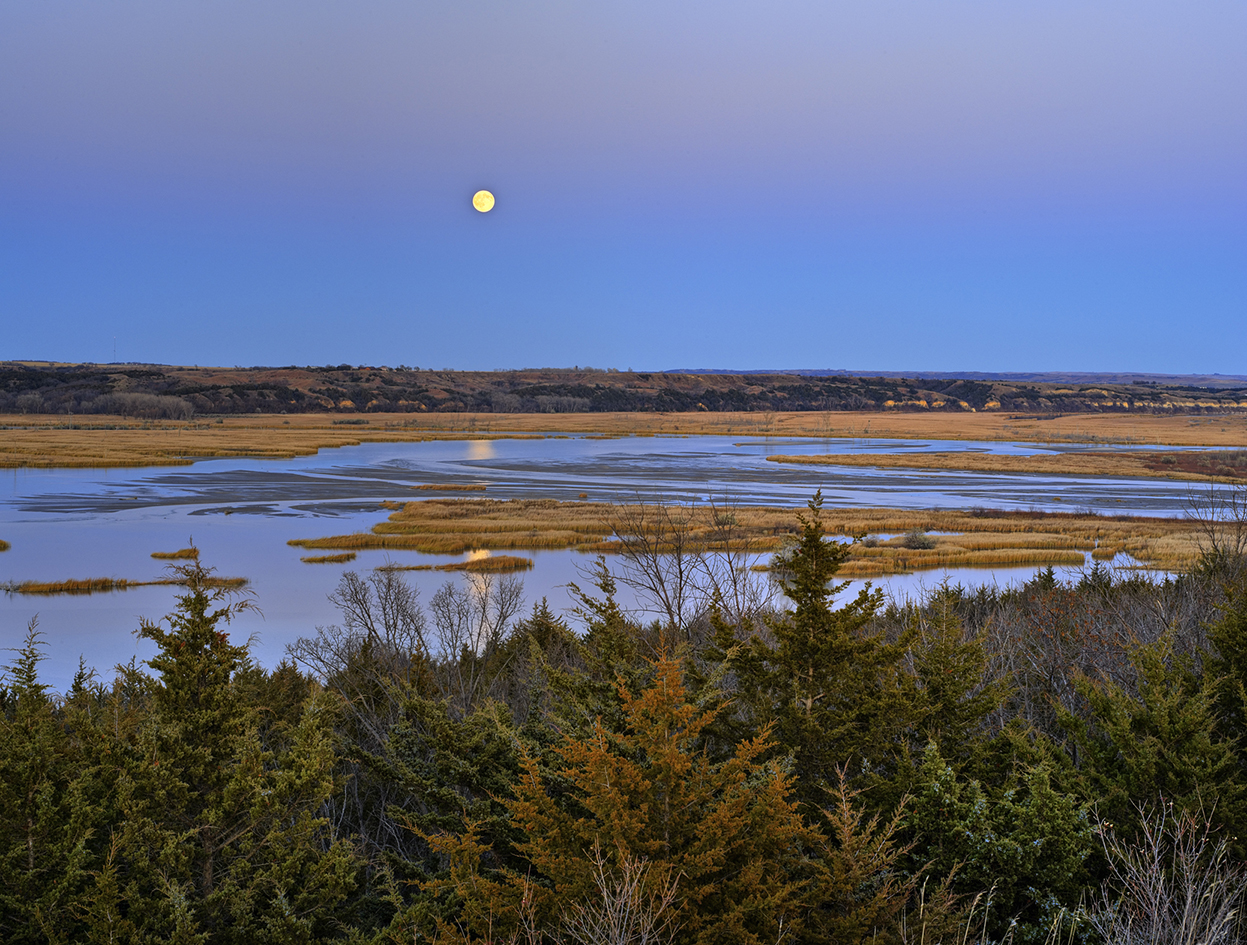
[0,433,1206,688]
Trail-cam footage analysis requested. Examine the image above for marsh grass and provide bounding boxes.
[3,575,248,596]
[288,498,1206,574]
[300,553,358,564]
[412,483,487,491]
[769,449,1247,483]
[151,547,199,560]
[4,410,1246,469]
[443,555,534,572]
[378,555,534,573]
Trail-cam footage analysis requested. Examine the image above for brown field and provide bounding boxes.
[2,575,249,596]
[288,497,1207,577]
[768,449,1247,482]
[150,547,200,560]
[1,410,1244,469]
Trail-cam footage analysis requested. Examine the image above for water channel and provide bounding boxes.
[0,433,1210,689]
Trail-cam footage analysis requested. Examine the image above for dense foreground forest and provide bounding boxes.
[5,495,1247,943]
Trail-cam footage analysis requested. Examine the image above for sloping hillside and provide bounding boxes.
[3,362,1245,416]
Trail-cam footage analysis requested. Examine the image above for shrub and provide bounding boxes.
[901,528,938,550]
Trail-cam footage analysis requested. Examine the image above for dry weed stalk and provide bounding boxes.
[1084,802,1247,945]
[558,841,682,945]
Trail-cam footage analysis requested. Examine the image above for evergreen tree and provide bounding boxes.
[90,559,359,943]
[906,743,1092,945]
[418,654,812,945]
[0,622,109,943]
[727,492,909,814]
[1061,632,1245,847]
[908,584,1006,766]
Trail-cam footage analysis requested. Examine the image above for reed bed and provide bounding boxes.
[4,410,1245,469]
[288,497,1209,574]
[768,450,1246,483]
[412,483,487,491]
[442,555,534,572]
[3,575,248,596]
[378,555,535,574]
[151,547,199,560]
[300,553,357,564]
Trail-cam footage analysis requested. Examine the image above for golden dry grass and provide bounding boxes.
[288,497,1208,576]
[768,450,1246,482]
[442,554,534,572]
[378,555,535,574]
[3,575,249,596]
[300,553,358,564]
[151,547,199,560]
[2,410,1244,469]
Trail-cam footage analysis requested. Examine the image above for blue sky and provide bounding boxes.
[1,1,1243,372]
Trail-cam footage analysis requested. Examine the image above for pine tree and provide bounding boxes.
[906,743,1092,945]
[0,621,108,943]
[94,559,359,943]
[731,492,910,814]
[419,654,812,945]
[909,583,1006,765]
[1061,632,1245,847]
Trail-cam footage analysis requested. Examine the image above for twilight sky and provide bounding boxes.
[1,1,1243,372]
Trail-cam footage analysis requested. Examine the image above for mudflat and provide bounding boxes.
[2,410,1245,469]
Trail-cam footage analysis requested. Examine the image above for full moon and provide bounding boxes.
[472,190,495,212]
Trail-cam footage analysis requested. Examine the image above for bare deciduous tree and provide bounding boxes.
[608,499,707,638]
[286,569,433,852]
[1186,482,1247,578]
[698,497,777,632]
[287,568,429,702]
[429,572,524,717]
[606,496,776,643]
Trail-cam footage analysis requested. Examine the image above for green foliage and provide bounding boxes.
[2,506,1246,942]
[93,559,359,942]
[372,695,521,889]
[1062,633,1245,846]
[907,743,1092,944]
[908,583,1007,766]
[0,622,110,943]
[727,492,908,813]
[419,655,812,945]
[1207,580,1247,769]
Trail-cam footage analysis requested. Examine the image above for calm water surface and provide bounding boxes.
[0,434,1205,688]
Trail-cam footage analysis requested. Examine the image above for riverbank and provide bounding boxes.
[3,410,1246,469]
[288,497,1206,577]
[769,448,1247,483]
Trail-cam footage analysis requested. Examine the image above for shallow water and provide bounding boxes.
[0,433,1206,689]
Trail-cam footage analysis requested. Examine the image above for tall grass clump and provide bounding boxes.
[2,575,248,596]
[151,547,199,560]
[3,577,145,596]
